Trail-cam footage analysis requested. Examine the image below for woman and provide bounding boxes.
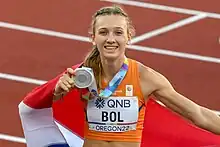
[19,5,220,147]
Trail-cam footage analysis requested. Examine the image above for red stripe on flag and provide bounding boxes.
[141,99,220,147]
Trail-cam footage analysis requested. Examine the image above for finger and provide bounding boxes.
[61,77,72,89]
[63,74,75,86]
[66,68,75,78]
[64,80,72,89]
[59,82,70,92]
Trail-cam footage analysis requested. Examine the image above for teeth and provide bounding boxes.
[105,46,117,49]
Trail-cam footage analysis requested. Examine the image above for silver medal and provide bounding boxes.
[73,67,94,88]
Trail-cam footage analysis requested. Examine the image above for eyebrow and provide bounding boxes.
[98,27,124,30]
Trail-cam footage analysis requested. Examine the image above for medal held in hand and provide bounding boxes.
[75,58,129,100]
[73,67,95,89]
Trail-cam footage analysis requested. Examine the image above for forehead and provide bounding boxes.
[95,15,127,30]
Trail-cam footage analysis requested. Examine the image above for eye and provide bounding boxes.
[98,30,107,35]
[115,30,123,35]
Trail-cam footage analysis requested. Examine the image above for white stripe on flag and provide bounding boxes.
[18,102,69,147]
[55,121,84,147]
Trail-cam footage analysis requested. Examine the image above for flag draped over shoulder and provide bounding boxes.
[19,64,220,147]
[141,99,220,147]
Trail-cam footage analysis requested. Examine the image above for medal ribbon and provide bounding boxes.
[87,58,129,99]
[99,58,128,98]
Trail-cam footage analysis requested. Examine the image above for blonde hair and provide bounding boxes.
[83,5,135,89]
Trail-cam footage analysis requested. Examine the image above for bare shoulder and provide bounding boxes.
[137,61,165,83]
[137,61,173,97]
[136,62,159,98]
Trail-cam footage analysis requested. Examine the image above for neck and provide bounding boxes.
[101,56,125,83]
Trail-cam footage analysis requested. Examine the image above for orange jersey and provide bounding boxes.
[84,58,146,142]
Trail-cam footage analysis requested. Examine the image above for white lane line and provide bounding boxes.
[129,45,220,64]
[101,0,220,19]
[0,133,26,143]
[0,21,220,64]
[0,3,219,144]
[0,21,90,42]
[131,14,207,44]
[0,73,46,85]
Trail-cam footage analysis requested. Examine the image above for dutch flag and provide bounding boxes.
[18,65,220,147]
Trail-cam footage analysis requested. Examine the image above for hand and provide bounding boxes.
[54,68,75,97]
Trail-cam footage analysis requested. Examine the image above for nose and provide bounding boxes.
[106,33,116,44]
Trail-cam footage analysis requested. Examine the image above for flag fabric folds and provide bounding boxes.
[19,65,220,147]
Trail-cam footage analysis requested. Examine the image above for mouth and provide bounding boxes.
[104,46,118,51]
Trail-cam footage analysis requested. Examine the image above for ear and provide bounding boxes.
[89,34,96,45]
[127,37,131,45]
[127,34,131,45]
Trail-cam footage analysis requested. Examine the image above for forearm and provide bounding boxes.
[157,91,220,135]
[197,106,220,135]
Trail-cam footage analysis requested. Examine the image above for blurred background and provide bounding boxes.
[0,0,220,146]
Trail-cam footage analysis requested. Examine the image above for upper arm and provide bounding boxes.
[139,63,203,124]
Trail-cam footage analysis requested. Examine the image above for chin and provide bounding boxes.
[102,53,120,60]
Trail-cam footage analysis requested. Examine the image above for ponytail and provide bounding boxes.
[83,46,102,89]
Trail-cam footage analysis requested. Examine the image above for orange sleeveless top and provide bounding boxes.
[84,58,146,142]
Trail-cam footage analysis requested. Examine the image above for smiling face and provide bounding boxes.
[84,6,135,89]
[92,15,131,60]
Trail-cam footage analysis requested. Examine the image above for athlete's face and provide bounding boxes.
[92,15,131,60]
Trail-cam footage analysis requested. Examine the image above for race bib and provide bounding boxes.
[87,96,139,132]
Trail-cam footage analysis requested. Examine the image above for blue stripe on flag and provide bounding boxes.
[47,143,70,147]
